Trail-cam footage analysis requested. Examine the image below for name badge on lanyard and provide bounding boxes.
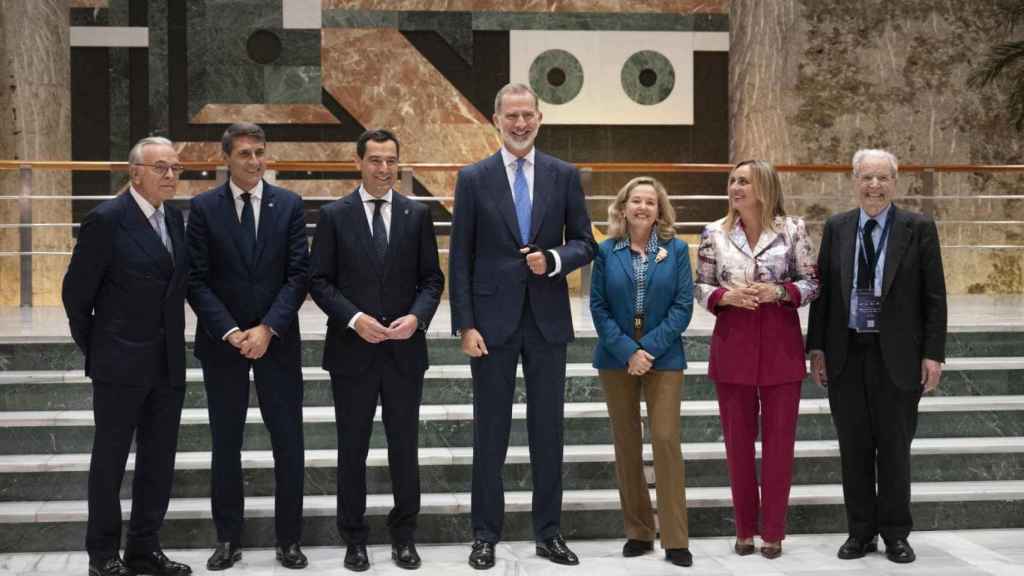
[855,216,892,333]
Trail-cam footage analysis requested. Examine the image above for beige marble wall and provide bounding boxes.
[0,0,72,306]
[730,0,1024,294]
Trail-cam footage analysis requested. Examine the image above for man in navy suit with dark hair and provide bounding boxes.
[63,136,192,576]
[449,83,596,570]
[187,123,310,571]
[309,128,443,572]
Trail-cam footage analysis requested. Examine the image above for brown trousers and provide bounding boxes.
[599,367,688,548]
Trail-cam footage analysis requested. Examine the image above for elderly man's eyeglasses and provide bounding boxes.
[857,174,893,184]
[135,162,185,176]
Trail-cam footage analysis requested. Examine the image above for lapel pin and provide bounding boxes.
[404,209,410,215]
[267,202,274,208]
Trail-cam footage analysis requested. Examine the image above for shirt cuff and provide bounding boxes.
[222,327,240,341]
[546,249,562,277]
[347,312,363,330]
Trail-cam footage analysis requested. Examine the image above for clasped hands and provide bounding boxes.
[720,282,783,310]
[226,324,272,359]
[627,349,655,376]
[354,313,419,344]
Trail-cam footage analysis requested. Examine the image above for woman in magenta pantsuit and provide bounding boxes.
[694,160,818,559]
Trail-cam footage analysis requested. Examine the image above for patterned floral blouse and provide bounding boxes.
[694,216,819,310]
[612,232,660,316]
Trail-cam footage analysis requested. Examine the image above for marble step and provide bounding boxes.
[1,481,1022,551]
[2,358,1022,411]
[2,437,1021,502]
[0,396,1022,455]
[2,330,1022,371]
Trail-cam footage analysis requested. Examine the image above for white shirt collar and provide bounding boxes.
[500,146,535,169]
[229,178,263,201]
[358,185,394,204]
[129,186,160,219]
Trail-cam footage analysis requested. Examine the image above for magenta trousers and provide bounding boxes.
[714,380,801,542]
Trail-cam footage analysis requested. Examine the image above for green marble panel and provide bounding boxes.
[529,49,584,106]
[148,0,169,133]
[264,65,321,104]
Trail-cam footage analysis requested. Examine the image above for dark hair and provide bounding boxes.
[356,129,400,159]
[221,122,266,155]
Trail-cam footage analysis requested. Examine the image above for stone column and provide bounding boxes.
[0,0,72,306]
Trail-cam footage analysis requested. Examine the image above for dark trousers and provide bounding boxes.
[828,331,921,543]
[202,353,305,546]
[471,302,567,543]
[86,379,185,562]
[331,355,424,545]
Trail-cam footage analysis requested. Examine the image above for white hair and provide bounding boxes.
[852,148,899,178]
[128,136,174,164]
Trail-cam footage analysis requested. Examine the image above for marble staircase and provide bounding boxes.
[0,314,1022,552]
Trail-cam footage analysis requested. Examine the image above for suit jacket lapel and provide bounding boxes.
[752,228,779,258]
[839,210,858,316]
[881,205,911,301]
[489,152,523,245]
[252,182,278,265]
[382,192,407,279]
[346,189,384,278]
[221,184,254,270]
[121,192,173,275]
[612,244,636,288]
[528,152,551,243]
[164,205,187,299]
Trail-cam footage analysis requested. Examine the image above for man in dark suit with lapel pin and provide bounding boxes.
[449,83,596,570]
[186,123,310,570]
[807,148,947,565]
[309,129,443,572]
[63,136,192,576]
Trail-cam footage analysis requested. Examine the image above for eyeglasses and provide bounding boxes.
[134,162,185,176]
[857,174,893,184]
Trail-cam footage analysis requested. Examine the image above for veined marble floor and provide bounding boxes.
[1,531,1022,575]
[1,294,1022,341]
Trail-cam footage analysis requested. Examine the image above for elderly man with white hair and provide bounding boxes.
[807,148,947,564]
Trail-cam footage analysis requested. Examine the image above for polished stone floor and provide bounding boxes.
[1,530,1022,575]
[1,294,1022,341]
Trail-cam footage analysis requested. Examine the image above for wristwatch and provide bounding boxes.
[775,284,787,302]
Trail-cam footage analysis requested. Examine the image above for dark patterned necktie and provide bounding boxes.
[240,192,256,261]
[858,219,878,289]
[371,198,388,261]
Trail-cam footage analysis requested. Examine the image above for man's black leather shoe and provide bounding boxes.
[392,542,421,570]
[276,543,308,569]
[88,556,132,576]
[206,542,242,571]
[468,540,495,570]
[344,544,369,572]
[885,538,916,563]
[536,534,579,566]
[837,536,878,559]
[666,548,693,567]
[124,550,192,576]
[622,539,654,557]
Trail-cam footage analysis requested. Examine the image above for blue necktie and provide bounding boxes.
[149,209,172,257]
[513,157,531,245]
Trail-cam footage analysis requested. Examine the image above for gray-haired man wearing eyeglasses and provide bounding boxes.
[63,136,192,576]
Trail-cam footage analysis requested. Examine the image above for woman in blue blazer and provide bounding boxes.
[590,176,695,567]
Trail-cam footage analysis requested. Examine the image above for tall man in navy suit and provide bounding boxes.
[309,129,443,572]
[449,83,596,569]
[807,149,947,564]
[63,136,192,576]
[187,123,310,570]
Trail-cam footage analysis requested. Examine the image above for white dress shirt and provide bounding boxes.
[129,186,161,221]
[498,146,561,276]
[229,178,264,235]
